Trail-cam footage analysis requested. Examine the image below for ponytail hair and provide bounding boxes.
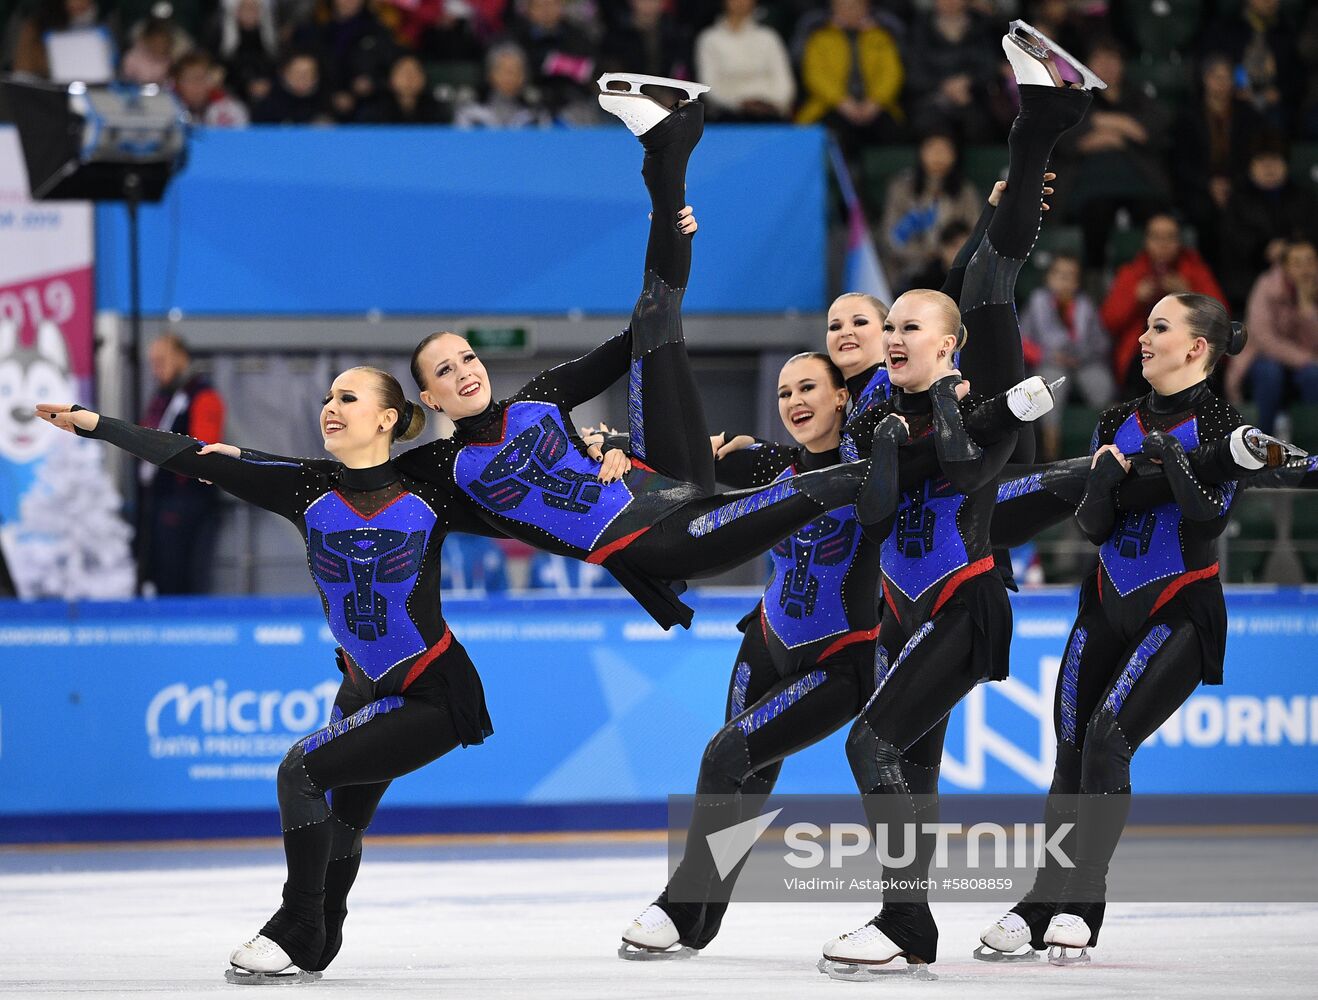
[350,366,427,443]
[784,351,846,389]
[1171,293,1248,370]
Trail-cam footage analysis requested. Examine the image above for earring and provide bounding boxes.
[938,350,946,359]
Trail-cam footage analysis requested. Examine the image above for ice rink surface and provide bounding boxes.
[2,838,1315,1000]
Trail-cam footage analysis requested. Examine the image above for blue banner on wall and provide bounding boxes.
[1,589,1315,840]
[94,126,826,316]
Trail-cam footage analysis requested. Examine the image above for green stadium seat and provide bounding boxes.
[1124,0,1203,58]
[963,145,1008,198]
[1290,144,1318,191]
[1286,403,1318,453]
[427,61,483,98]
[861,145,916,211]
[1125,53,1192,109]
[1061,405,1101,458]
[1106,226,1145,269]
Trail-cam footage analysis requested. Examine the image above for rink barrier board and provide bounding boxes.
[92,125,827,315]
[1,589,1317,843]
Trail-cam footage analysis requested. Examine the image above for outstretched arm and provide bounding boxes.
[39,405,309,517]
[1075,447,1131,544]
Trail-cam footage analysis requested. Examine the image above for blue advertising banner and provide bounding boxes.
[1,589,1315,841]
[94,126,827,316]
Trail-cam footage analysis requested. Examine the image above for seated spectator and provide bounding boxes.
[1227,241,1318,433]
[375,0,484,61]
[693,0,794,122]
[120,15,186,85]
[1203,0,1303,134]
[507,0,599,123]
[171,50,250,126]
[1021,253,1115,460]
[297,0,399,122]
[599,0,690,81]
[1101,212,1226,397]
[455,41,551,127]
[1054,38,1169,271]
[906,219,970,292]
[1024,0,1089,63]
[904,0,1005,142]
[1171,54,1266,272]
[796,0,905,153]
[251,49,334,122]
[357,52,453,122]
[878,131,981,292]
[1218,136,1318,314]
[11,0,106,79]
[210,0,279,107]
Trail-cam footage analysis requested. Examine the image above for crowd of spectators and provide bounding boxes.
[4,0,1318,432]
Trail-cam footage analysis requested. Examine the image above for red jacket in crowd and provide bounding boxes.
[1100,248,1227,382]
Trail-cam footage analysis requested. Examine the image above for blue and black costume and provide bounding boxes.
[397,103,869,628]
[80,416,495,973]
[652,440,884,949]
[1007,380,1246,949]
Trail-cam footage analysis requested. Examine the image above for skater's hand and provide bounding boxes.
[197,442,240,459]
[1091,444,1131,473]
[988,172,1056,210]
[713,433,755,459]
[678,205,697,235]
[598,447,630,484]
[35,403,97,433]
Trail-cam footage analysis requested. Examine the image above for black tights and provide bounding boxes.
[1014,587,1203,944]
[659,626,871,949]
[263,675,466,971]
[842,603,985,964]
[626,102,715,495]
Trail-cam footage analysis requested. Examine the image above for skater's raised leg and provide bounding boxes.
[599,75,716,495]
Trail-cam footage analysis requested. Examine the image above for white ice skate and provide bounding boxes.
[973,911,1042,963]
[618,904,697,961]
[597,73,709,137]
[1006,375,1064,422]
[1003,19,1107,91]
[1043,912,1094,966]
[1232,425,1310,470]
[224,933,321,985]
[817,922,937,982]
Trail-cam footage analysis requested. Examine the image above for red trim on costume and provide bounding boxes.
[630,457,655,473]
[587,526,651,563]
[931,556,996,617]
[333,489,412,521]
[883,580,902,624]
[400,629,454,691]
[819,624,882,662]
[1149,563,1219,617]
[1097,566,1104,603]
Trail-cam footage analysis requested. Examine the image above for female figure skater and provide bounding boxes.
[38,367,496,984]
[977,293,1251,965]
[817,19,1103,980]
[393,79,880,627]
[619,351,886,959]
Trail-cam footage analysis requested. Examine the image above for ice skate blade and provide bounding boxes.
[973,943,1041,963]
[817,957,938,982]
[1046,945,1091,966]
[224,966,322,985]
[597,73,709,102]
[618,940,697,961]
[1005,19,1107,90]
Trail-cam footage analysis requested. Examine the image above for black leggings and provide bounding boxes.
[955,85,1092,466]
[627,460,867,580]
[626,103,715,496]
[261,663,470,971]
[1015,586,1203,944]
[658,624,871,949]
[842,601,986,963]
